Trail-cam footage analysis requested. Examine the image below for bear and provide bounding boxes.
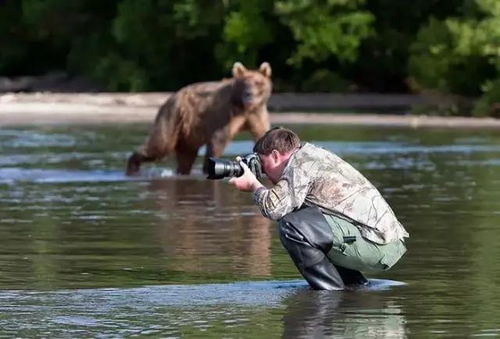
[126,62,272,176]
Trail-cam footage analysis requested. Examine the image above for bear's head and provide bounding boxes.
[230,62,272,111]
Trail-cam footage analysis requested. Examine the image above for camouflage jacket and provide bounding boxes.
[253,143,409,244]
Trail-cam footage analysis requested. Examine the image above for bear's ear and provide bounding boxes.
[232,62,247,77]
[259,62,272,78]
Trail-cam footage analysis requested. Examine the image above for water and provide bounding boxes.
[1,123,500,337]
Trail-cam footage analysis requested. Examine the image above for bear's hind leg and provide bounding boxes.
[126,141,174,176]
[126,150,164,176]
[126,152,144,176]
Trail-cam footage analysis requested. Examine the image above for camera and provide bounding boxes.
[206,153,262,180]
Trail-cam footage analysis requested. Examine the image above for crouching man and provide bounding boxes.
[229,127,409,290]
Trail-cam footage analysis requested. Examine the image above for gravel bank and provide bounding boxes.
[1,92,499,128]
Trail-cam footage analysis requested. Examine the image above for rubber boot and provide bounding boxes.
[334,264,369,288]
[279,216,345,291]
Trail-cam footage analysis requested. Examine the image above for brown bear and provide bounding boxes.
[126,62,272,176]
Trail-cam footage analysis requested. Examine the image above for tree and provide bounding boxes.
[408,0,500,115]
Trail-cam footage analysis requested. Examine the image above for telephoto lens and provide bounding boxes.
[206,153,262,180]
[206,158,243,179]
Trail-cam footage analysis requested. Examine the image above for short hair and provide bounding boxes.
[253,127,301,155]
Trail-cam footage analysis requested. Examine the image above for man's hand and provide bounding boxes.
[229,161,264,192]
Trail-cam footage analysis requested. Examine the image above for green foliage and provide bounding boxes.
[106,0,227,90]
[0,0,498,116]
[275,0,374,65]
[300,69,350,92]
[0,1,28,74]
[408,18,493,96]
[473,78,500,117]
[408,0,500,115]
[219,0,275,68]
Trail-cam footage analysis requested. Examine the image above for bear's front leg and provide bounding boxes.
[175,143,199,175]
[245,110,270,140]
[203,129,230,173]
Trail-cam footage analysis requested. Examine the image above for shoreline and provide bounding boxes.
[1,92,499,128]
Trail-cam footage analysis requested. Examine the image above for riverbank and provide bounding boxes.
[1,92,499,128]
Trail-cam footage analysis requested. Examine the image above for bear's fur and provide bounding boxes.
[126,62,272,175]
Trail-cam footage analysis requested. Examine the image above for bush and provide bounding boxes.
[408,0,500,116]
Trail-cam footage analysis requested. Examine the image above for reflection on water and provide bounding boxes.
[1,124,500,337]
[282,287,406,338]
[0,168,128,184]
[0,279,405,337]
[148,180,273,277]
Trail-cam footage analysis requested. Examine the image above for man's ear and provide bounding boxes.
[271,149,280,162]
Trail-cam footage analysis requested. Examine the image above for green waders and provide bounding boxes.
[278,206,406,290]
[324,214,407,273]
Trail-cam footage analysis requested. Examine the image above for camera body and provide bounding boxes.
[207,153,262,180]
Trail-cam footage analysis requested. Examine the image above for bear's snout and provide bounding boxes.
[242,90,254,104]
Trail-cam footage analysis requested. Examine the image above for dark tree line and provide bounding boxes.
[0,0,498,116]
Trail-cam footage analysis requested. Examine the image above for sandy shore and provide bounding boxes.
[1,92,499,128]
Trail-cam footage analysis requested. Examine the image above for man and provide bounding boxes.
[229,127,409,290]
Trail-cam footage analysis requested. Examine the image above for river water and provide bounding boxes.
[0,123,499,337]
